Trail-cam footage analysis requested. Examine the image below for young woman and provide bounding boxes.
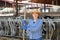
[22,9,43,40]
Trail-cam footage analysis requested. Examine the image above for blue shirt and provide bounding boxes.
[23,19,43,39]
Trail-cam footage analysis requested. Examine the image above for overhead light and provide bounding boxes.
[4,0,14,2]
[41,8,50,12]
[52,6,60,12]
[21,1,29,3]
[0,14,14,16]
[26,0,31,1]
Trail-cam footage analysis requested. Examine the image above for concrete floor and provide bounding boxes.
[0,37,21,40]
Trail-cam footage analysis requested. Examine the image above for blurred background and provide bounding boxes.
[0,0,60,40]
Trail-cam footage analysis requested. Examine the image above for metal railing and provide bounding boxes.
[0,17,60,40]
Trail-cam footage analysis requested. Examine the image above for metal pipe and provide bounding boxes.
[15,0,18,17]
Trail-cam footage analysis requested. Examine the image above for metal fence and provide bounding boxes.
[0,17,60,40]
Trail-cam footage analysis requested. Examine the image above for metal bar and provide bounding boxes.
[22,5,27,40]
[15,0,18,17]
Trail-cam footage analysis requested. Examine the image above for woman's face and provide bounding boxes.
[32,12,39,19]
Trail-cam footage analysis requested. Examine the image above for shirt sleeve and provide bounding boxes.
[27,19,43,32]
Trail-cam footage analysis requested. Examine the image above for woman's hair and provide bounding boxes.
[30,9,41,18]
[30,9,41,14]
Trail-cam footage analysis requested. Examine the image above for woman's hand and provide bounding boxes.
[22,20,27,30]
[22,20,26,26]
